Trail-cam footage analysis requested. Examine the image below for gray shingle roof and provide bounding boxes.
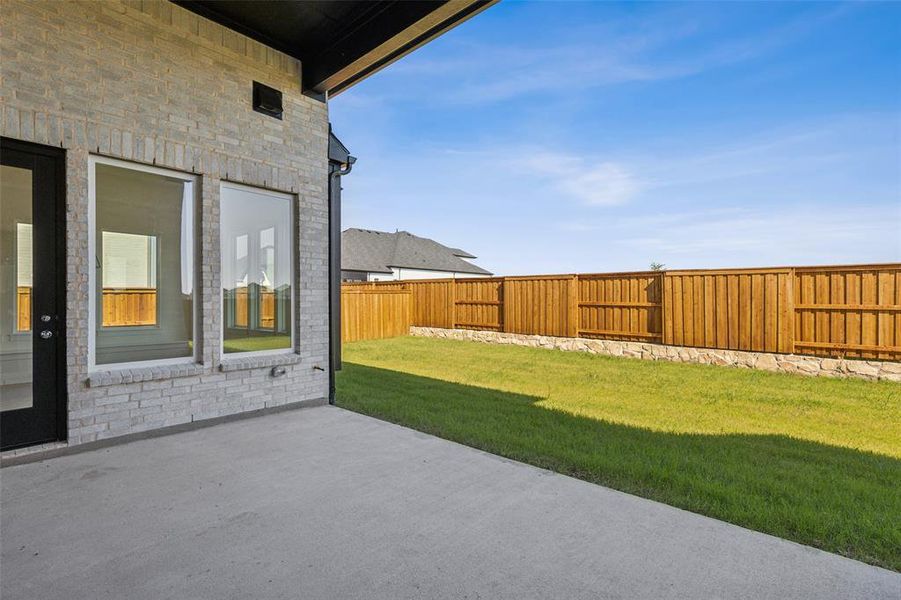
[342,229,492,275]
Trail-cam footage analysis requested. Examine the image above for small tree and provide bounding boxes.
[649,262,666,271]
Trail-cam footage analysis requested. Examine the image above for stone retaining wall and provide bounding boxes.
[410,327,901,382]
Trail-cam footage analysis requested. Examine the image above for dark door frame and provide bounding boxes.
[1,137,67,450]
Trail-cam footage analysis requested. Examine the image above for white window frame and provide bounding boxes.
[88,155,200,371]
[219,181,296,359]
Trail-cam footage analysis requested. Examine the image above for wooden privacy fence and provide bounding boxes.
[793,265,901,359]
[341,287,413,343]
[662,269,794,354]
[17,287,159,330]
[233,288,277,329]
[344,263,901,360]
[101,288,158,327]
[16,286,31,331]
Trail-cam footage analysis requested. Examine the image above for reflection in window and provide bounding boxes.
[1,164,34,412]
[101,231,158,327]
[16,223,32,332]
[221,184,292,354]
[94,161,196,365]
[233,234,249,328]
[259,227,276,330]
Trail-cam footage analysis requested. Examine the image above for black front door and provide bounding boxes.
[1,138,66,450]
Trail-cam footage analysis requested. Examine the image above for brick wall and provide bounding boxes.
[1,0,331,445]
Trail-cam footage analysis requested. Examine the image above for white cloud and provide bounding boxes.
[566,163,643,206]
[557,203,901,269]
[496,112,899,210]
[515,152,642,206]
[330,2,897,275]
[365,3,855,106]
[338,110,900,275]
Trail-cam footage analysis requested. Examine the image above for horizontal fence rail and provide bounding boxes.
[343,263,901,360]
[794,265,901,360]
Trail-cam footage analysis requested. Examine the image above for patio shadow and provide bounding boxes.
[337,362,901,572]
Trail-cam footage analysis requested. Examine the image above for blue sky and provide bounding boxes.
[329,1,901,275]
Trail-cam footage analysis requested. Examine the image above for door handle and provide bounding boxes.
[39,315,58,340]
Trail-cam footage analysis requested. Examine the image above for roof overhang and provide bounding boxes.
[328,129,352,165]
[174,0,497,97]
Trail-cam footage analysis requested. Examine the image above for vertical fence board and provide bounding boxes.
[658,269,793,354]
[675,276,684,345]
[341,288,412,343]
[505,276,570,336]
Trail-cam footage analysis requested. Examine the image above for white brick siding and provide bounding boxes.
[1,0,331,445]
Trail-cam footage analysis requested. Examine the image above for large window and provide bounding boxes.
[220,183,293,354]
[91,158,197,366]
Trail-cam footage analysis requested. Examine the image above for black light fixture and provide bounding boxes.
[252,81,283,120]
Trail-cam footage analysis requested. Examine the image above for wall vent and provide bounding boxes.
[253,81,283,120]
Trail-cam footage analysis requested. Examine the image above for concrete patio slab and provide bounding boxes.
[1,405,898,599]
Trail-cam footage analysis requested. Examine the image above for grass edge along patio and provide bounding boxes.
[338,336,901,572]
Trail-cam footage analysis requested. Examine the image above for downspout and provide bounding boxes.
[328,155,355,405]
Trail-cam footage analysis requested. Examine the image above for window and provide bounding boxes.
[220,183,293,354]
[101,231,158,327]
[90,158,197,366]
[16,222,32,332]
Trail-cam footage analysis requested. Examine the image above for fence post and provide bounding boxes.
[659,272,667,345]
[787,268,796,354]
[568,274,579,338]
[406,288,413,335]
[502,277,510,333]
[449,278,457,329]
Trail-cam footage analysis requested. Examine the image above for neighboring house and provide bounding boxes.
[0,0,495,452]
[342,229,493,282]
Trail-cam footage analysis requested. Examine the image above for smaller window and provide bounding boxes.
[220,183,294,355]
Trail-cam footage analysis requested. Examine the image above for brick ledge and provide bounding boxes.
[218,352,303,372]
[87,363,207,387]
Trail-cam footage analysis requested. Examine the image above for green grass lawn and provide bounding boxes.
[223,335,291,353]
[336,336,901,571]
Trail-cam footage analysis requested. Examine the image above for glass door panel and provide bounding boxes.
[1,139,65,450]
[1,165,33,412]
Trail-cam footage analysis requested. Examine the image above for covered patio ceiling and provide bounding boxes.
[175,0,496,96]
